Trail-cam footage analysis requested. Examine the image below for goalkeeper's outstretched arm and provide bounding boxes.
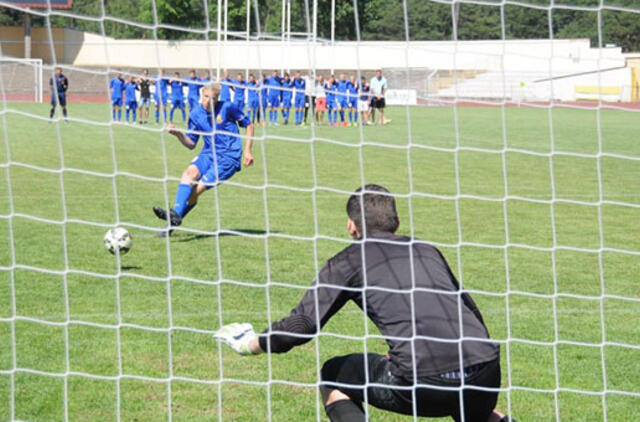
[215,258,354,355]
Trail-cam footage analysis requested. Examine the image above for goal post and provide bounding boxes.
[0,57,43,103]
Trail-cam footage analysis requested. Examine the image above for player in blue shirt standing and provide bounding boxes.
[169,72,187,123]
[325,75,337,126]
[293,72,306,126]
[49,67,69,122]
[154,70,169,123]
[336,74,349,126]
[219,71,234,102]
[109,72,125,122]
[152,83,255,237]
[233,73,247,112]
[124,75,139,123]
[246,74,261,124]
[186,69,202,113]
[260,73,269,126]
[280,73,294,125]
[265,71,282,126]
[347,75,359,126]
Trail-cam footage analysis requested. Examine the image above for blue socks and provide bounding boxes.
[117,109,121,121]
[155,109,159,122]
[339,110,345,122]
[173,183,193,217]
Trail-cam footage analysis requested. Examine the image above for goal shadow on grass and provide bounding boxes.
[176,228,274,243]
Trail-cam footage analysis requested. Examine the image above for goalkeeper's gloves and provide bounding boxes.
[213,322,257,356]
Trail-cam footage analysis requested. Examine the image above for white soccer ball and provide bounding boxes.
[104,227,132,255]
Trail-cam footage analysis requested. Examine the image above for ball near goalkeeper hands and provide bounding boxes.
[214,322,257,356]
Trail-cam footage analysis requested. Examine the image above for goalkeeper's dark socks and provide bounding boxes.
[62,108,68,118]
[325,400,365,422]
[50,108,55,119]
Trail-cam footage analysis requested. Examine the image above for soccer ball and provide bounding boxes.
[104,227,132,255]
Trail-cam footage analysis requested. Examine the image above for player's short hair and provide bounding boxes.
[205,82,222,99]
[346,185,399,234]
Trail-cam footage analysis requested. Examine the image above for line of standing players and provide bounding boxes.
[108,69,383,127]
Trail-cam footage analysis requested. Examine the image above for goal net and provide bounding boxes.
[1,0,639,421]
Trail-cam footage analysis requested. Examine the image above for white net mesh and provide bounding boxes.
[1,0,640,421]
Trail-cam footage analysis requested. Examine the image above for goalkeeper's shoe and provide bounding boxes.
[500,416,518,422]
[153,206,182,227]
[214,323,256,355]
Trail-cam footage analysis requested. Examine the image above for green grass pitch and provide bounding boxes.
[1,102,639,421]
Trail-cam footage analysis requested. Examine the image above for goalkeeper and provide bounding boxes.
[152,83,254,237]
[215,185,515,422]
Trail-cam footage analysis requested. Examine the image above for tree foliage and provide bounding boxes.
[3,0,640,52]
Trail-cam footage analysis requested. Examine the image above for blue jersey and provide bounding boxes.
[186,101,251,161]
[155,76,169,101]
[220,78,233,102]
[170,80,185,101]
[50,74,68,93]
[110,77,125,100]
[265,76,282,97]
[347,81,358,97]
[187,76,202,99]
[281,79,294,102]
[336,80,349,100]
[325,82,336,100]
[247,81,260,104]
[233,80,246,102]
[293,78,306,98]
[124,81,138,103]
[359,84,371,101]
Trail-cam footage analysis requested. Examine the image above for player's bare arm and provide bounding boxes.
[167,123,196,150]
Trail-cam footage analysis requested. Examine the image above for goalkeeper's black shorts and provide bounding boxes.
[321,353,500,422]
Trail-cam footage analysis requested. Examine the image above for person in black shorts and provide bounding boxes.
[137,69,152,124]
[49,67,69,123]
[215,185,516,422]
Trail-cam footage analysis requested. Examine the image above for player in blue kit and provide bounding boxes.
[260,73,269,126]
[154,70,169,123]
[347,75,359,126]
[186,70,202,112]
[280,73,294,125]
[265,71,282,126]
[109,72,125,122]
[152,83,255,237]
[124,75,139,123]
[246,74,261,124]
[293,72,306,125]
[233,73,247,111]
[169,72,187,123]
[219,71,234,102]
[335,74,349,126]
[325,75,337,126]
[49,67,69,122]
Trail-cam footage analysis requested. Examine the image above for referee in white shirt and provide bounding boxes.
[370,69,389,125]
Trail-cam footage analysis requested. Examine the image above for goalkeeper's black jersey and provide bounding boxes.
[259,230,500,380]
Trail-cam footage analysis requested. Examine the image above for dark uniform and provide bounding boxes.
[50,74,68,107]
[259,230,501,422]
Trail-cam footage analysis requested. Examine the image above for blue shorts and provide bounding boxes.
[172,99,184,108]
[127,101,137,109]
[188,97,199,109]
[294,95,305,108]
[337,98,348,109]
[140,97,151,107]
[268,95,280,108]
[248,98,260,109]
[191,152,240,188]
[112,98,122,107]
[234,99,245,111]
[51,93,66,107]
[326,97,336,109]
[349,98,358,108]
